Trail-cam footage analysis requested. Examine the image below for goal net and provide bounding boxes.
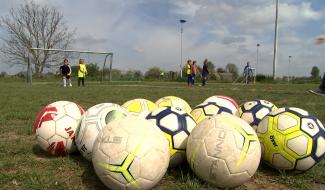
[27,48,113,85]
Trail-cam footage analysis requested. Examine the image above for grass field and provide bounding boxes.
[0,79,324,190]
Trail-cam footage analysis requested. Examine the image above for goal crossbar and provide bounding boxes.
[28,48,114,85]
[30,48,113,55]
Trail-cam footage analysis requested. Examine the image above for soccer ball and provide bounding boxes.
[202,95,239,114]
[92,116,169,190]
[237,100,278,130]
[33,101,84,156]
[76,103,129,161]
[191,101,234,124]
[146,106,197,167]
[155,96,192,113]
[187,114,261,188]
[122,98,158,116]
[256,107,325,171]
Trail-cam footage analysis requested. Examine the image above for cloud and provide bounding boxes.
[171,1,201,17]
[222,36,246,45]
[75,35,109,46]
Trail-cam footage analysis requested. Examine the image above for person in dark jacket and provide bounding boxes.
[201,59,209,86]
[59,58,72,87]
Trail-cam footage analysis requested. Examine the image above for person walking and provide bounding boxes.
[59,58,72,87]
[191,60,198,85]
[78,59,88,87]
[186,59,192,87]
[201,59,209,86]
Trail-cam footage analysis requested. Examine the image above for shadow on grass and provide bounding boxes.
[68,153,107,189]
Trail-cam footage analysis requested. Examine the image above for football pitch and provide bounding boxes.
[0,80,324,189]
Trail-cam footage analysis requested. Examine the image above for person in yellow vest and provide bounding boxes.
[78,59,88,86]
[186,59,192,86]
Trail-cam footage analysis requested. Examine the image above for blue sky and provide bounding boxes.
[0,0,325,76]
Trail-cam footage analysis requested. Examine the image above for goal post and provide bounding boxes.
[28,48,113,85]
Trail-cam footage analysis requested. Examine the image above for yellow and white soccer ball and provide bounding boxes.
[33,101,84,156]
[146,106,197,167]
[237,99,278,130]
[187,114,261,188]
[92,116,170,190]
[257,107,325,171]
[155,96,192,113]
[76,103,129,161]
[122,98,158,116]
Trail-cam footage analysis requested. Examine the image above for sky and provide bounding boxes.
[0,0,325,76]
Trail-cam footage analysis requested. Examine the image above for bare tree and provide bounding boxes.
[0,1,75,76]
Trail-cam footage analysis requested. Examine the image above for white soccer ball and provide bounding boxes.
[187,114,261,188]
[33,101,84,156]
[76,103,129,161]
[122,98,158,116]
[203,95,239,114]
[146,106,197,167]
[155,96,192,113]
[92,116,170,190]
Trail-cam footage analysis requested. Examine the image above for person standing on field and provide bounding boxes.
[311,35,325,95]
[59,58,72,87]
[191,60,198,85]
[201,59,209,86]
[78,59,88,87]
[186,59,192,87]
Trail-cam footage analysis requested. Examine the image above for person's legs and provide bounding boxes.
[66,76,72,87]
[187,75,191,86]
[82,78,85,86]
[78,77,81,86]
[62,76,67,87]
[192,74,195,85]
[202,76,206,86]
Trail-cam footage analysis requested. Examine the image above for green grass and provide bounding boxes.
[0,80,324,189]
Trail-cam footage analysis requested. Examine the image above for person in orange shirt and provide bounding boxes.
[191,60,198,85]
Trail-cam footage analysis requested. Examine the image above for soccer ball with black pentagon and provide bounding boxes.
[33,101,84,156]
[237,99,277,130]
[187,114,261,188]
[92,116,169,190]
[146,106,197,167]
[76,103,129,161]
[191,101,235,124]
[256,107,325,171]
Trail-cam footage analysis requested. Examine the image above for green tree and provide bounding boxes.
[207,61,215,74]
[226,63,239,78]
[311,66,320,79]
[145,67,162,79]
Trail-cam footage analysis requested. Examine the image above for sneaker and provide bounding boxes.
[69,84,72,87]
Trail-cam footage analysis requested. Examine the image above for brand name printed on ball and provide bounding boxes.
[213,130,226,157]
[65,127,75,143]
[269,135,278,147]
[102,136,122,144]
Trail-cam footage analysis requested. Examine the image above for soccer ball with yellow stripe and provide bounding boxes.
[92,116,169,190]
[186,114,261,188]
[155,96,192,114]
[237,100,278,131]
[256,107,325,171]
[122,98,158,117]
[146,106,197,167]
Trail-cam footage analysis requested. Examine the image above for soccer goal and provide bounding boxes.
[27,48,113,85]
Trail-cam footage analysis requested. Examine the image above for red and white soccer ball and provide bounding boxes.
[202,95,239,115]
[33,101,84,156]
